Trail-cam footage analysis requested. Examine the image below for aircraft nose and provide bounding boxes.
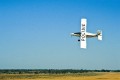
[71,33,74,35]
[70,33,75,36]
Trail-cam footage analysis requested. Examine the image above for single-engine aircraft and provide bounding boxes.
[71,18,102,49]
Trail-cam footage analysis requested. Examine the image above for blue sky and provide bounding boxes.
[0,0,120,69]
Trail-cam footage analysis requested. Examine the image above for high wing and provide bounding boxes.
[81,19,86,48]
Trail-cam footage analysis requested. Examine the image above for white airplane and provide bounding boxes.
[71,18,102,49]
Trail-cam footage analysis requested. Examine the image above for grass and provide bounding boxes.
[0,72,120,80]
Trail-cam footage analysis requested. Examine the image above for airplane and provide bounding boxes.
[71,18,102,49]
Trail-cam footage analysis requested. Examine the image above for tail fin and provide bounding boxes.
[97,30,102,40]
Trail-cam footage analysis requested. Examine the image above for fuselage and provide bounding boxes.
[71,32,98,38]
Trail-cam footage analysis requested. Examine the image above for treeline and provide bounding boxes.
[0,69,120,74]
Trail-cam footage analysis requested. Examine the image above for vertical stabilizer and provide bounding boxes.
[97,30,102,40]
